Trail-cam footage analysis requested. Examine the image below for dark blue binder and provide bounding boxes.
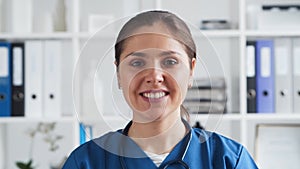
[255,40,275,113]
[0,42,12,117]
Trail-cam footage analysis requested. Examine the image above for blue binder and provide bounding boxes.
[255,40,275,113]
[0,42,12,117]
[79,123,93,144]
[79,123,86,144]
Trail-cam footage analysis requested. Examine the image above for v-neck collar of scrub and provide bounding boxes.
[119,119,192,169]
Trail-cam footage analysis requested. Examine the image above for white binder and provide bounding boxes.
[43,40,62,117]
[293,38,300,113]
[25,41,44,117]
[274,38,292,113]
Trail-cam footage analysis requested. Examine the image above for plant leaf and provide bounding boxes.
[16,162,27,169]
[16,159,34,169]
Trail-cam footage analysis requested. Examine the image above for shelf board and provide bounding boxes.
[76,113,300,123]
[244,113,300,121]
[76,32,118,39]
[0,32,74,39]
[191,113,300,121]
[3,114,297,124]
[190,113,242,121]
[194,30,240,38]
[77,114,242,125]
[77,30,241,39]
[79,115,130,124]
[0,116,75,124]
[245,30,300,37]
[1,30,299,39]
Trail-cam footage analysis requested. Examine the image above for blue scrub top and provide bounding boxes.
[63,124,258,169]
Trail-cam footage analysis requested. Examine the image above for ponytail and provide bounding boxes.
[180,105,190,123]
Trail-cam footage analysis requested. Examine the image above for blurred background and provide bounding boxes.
[0,0,300,168]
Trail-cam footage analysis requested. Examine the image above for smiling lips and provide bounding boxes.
[140,90,169,100]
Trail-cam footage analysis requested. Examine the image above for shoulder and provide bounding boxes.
[193,128,241,149]
[192,128,258,169]
[62,131,122,169]
[71,130,124,155]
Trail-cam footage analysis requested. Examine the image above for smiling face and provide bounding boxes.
[117,26,195,123]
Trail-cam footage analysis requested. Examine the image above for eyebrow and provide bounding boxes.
[125,51,147,58]
[124,50,182,58]
[159,50,182,57]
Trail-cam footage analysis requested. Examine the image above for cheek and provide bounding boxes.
[119,70,141,99]
[167,65,191,89]
[118,65,136,88]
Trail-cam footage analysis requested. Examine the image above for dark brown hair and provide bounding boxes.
[114,10,196,120]
[114,10,196,68]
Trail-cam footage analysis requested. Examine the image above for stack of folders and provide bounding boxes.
[246,38,300,113]
[183,78,227,114]
[0,40,63,118]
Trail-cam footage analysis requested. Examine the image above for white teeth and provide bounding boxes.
[143,92,166,99]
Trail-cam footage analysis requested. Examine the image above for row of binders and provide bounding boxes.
[0,40,62,117]
[183,78,227,114]
[246,38,300,113]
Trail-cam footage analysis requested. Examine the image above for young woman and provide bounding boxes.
[63,10,258,169]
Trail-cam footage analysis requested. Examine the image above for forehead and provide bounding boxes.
[121,34,186,58]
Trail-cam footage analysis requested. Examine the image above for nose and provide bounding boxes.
[144,68,164,85]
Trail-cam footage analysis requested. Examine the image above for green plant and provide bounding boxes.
[16,159,34,169]
[15,122,63,169]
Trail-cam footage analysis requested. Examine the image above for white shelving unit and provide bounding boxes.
[246,30,300,37]
[1,0,300,168]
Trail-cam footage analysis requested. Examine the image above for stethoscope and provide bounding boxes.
[119,120,191,169]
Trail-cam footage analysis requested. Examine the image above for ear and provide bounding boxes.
[114,61,122,89]
[189,58,196,76]
[189,58,196,87]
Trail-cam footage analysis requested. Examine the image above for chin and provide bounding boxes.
[132,108,176,123]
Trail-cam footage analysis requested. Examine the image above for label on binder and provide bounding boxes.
[0,48,8,76]
[294,48,300,75]
[261,47,271,77]
[247,45,255,77]
[13,47,23,86]
[275,47,288,75]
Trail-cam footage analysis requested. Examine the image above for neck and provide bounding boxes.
[128,114,187,154]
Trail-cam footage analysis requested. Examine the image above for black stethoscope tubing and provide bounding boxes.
[119,120,191,169]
